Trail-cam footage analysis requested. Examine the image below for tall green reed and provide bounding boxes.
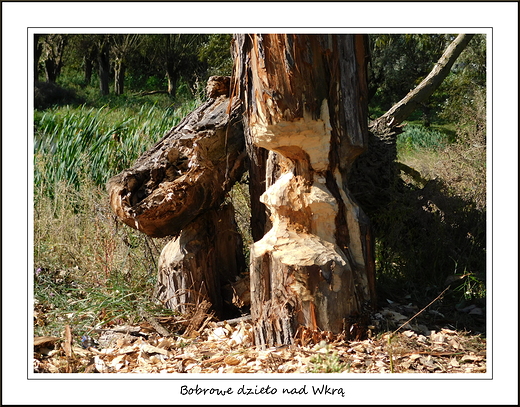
[34,103,186,197]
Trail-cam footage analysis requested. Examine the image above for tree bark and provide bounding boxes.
[114,58,125,95]
[34,34,43,82]
[42,34,67,83]
[166,67,178,98]
[233,34,376,346]
[84,54,94,86]
[107,76,246,238]
[155,203,245,318]
[98,41,110,96]
[107,76,247,316]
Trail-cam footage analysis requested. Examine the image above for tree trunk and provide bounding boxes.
[155,203,245,318]
[98,42,110,96]
[114,58,125,95]
[34,34,43,82]
[42,34,67,83]
[107,76,247,316]
[84,56,93,85]
[166,68,177,98]
[84,46,97,86]
[107,76,245,238]
[233,34,376,346]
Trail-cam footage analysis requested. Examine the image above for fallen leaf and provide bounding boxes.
[224,355,240,366]
[34,336,60,348]
[94,356,109,373]
[140,343,169,356]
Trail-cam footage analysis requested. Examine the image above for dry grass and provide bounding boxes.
[33,179,171,339]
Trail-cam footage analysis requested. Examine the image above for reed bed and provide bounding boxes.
[33,102,197,196]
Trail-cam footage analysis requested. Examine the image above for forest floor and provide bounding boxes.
[33,298,486,374]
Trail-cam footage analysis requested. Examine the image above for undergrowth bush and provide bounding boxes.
[376,88,487,316]
[397,124,448,151]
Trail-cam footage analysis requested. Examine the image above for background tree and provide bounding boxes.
[111,34,143,95]
[140,34,205,98]
[368,34,453,124]
[34,34,43,81]
[41,34,68,83]
[97,35,111,96]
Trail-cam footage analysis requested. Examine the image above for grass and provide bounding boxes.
[34,102,198,196]
[33,178,174,339]
[308,342,350,373]
[397,123,448,151]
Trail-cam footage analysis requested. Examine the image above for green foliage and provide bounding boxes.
[38,33,233,103]
[369,34,452,110]
[226,173,253,264]
[397,124,448,151]
[198,34,234,76]
[34,81,84,110]
[308,342,350,373]
[369,34,486,127]
[33,102,190,196]
[33,180,173,338]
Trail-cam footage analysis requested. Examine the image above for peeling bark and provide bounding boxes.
[234,34,376,345]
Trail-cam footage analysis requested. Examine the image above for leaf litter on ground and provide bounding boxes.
[33,301,486,374]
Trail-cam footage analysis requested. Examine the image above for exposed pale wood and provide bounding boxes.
[234,34,376,346]
[215,314,252,327]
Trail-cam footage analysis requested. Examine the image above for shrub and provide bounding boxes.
[34,81,84,110]
[397,124,448,151]
[33,179,171,338]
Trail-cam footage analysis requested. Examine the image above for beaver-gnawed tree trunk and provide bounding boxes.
[107,33,473,345]
[233,34,377,346]
[107,76,247,317]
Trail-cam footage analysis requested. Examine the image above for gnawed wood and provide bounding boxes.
[234,34,376,346]
[107,76,246,238]
[154,203,246,318]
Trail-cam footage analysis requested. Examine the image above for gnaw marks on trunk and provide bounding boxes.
[107,76,247,317]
